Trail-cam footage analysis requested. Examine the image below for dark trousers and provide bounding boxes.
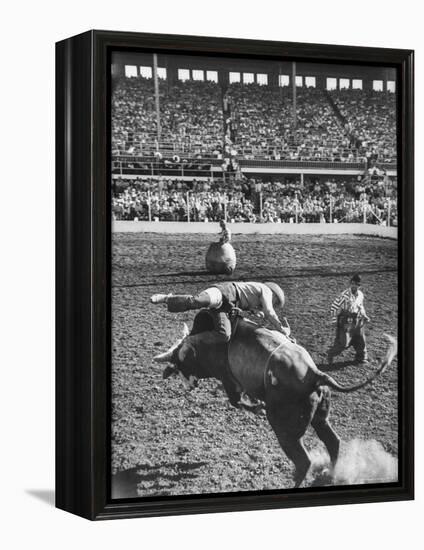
[328,312,368,363]
[166,291,232,342]
[169,292,239,406]
[167,289,263,408]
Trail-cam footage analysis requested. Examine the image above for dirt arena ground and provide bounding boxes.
[111,233,398,499]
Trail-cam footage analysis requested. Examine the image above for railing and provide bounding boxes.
[112,156,220,178]
[112,138,223,157]
[112,190,396,227]
[376,162,397,171]
[112,135,397,164]
[112,140,384,164]
[111,154,371,177]
[239,159,366,170]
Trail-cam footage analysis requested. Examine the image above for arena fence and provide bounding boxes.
[112,156,397,179]
[112,155,371,177]
[112,220,397,239]
[112,190,396,227]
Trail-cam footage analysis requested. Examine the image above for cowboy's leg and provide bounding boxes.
[184,311,246,409]
[209,309,232,343]
[176,307,231,362]
[352,323,368,362]
[151,287,222,313]
[327,324,345,363]
[166,291,244,408]
[210,311,262,410]
[207,309,243,406]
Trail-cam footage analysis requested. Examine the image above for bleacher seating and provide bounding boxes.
[329,89,397,164]
[112,77,223,158]
[112,77,396,165]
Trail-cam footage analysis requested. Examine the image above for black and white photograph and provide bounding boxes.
[1,0,421,542]
[110,51,401,499]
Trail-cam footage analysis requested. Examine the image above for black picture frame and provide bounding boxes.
[56,30,414,520]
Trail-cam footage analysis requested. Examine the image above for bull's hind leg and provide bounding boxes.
[279,436,311,488]
[267,399,315,488]
[311,387,341,466]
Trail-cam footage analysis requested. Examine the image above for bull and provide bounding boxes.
[154,310,397,488]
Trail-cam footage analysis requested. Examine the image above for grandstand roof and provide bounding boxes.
[112,51,396,80]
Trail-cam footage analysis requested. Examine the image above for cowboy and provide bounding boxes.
[327,273,370,365]
[218,219,231,244]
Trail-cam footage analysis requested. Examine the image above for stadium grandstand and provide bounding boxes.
[111,53,397,226]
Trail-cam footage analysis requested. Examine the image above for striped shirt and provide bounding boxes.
[330,288,366,321]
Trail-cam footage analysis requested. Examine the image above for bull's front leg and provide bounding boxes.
[220,373,242,408]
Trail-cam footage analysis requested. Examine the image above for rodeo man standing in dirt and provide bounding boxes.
[327,273,371,365]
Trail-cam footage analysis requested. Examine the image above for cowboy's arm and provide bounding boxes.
[358,291,370,321]
[260,293,290,335]
[330,294,343,324]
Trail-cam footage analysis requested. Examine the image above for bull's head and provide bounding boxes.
[153,323,199,390]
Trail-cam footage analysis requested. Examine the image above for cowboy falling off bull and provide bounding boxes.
[150,281,291,410]
[152,279,396,487]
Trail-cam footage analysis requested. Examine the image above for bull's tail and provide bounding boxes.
[318,334,397,393]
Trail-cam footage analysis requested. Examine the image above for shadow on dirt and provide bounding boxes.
[112,267,396,289]
[112,460,209,498]
[156,270,211,277]
[113,275,229,288]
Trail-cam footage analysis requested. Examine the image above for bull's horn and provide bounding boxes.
[153,323,190,363]
[153,348,176,363]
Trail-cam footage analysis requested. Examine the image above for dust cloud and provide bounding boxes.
[333,438,398,485]
[310,438,398,486]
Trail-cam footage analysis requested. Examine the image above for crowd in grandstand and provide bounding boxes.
[111,73,397,227]
[226,84,359,162]
[111,76,396,165]
[112,176,397,226]
[330,89,397,163]
[112,77,223,158]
